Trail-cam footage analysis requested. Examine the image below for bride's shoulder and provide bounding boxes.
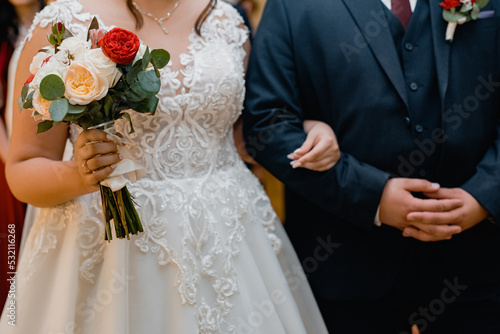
[205,1,249,44]
[213,1,246,23]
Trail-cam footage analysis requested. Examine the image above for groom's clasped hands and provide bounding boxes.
[379,178,489,242]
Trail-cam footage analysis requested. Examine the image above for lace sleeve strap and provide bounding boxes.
[18,0,93,54]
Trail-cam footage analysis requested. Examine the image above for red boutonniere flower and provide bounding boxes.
[439,0,489,42]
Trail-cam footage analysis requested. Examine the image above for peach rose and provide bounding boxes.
[32,90,53,121]
[63,61,109,105]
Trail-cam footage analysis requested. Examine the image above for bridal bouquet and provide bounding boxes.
[18,18,170,241]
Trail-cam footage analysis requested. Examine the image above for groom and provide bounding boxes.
[243,0,500,332]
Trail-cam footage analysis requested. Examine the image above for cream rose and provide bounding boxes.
[64,61,109,105]
[29,50,54,75]
[133,44,148,63]
[59,36,89,60]
[85,48,121,87]
[30,56,67,92]
[32,89,53,121]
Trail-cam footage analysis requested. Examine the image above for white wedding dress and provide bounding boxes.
[0,1,328,333]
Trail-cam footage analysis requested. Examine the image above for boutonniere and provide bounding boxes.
[439,0,489,42]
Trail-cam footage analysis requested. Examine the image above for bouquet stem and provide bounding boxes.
[99,184,144,241]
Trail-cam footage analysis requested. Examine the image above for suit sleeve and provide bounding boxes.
[461,116,500,222]
[243,0,390,230]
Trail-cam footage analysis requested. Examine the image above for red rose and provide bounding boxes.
[439,0,461,10]
[98,28,140,65]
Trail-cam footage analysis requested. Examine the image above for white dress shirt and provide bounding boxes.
[381,0,418,12]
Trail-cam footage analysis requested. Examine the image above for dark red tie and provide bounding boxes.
[391,0,412,29]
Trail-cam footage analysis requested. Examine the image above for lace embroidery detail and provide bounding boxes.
[17,1,282,332]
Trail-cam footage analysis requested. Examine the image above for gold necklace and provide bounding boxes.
[132,0,183,34]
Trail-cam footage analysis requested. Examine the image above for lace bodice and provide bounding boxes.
[24,0,249,180]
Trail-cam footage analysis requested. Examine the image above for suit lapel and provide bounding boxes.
[341,0,409,108]
[429,0,451,109]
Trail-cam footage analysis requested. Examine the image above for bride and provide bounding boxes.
[0,0,336,332]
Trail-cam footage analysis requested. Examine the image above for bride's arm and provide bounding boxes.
[6,25,119,207]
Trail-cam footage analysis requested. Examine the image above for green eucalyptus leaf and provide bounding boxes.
[126,61,144,84]
[21,84,29,101]
[125,89,145,102]
[49,98,69,121]
[18,97,24,112]
[141,47,151,71]
[23,99,33,110]
[37,120,55,134]
[151,49,170,69]
[476,0,489,8]
[460,4,473,12]
[103,95,113,118]
[120,112,135,134]
[133,96,159,114]
[443,9,465,22]
[130,70,160,98]
[40,74,65,101]
[471,4,480,19]
[64,109,86,121]
[67,103,86,114]
[150,58,161,78]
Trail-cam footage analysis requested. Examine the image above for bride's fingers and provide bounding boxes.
[85,152,122,172]
[75,129,115,150]
[298,156,338,171]
[287,135,316,160]
[80,165,116,185]
[78,141,119,162]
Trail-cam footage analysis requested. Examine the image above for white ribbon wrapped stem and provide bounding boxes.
[92,123,148,192]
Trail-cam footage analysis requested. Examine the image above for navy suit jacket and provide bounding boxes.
[244,0,500,300]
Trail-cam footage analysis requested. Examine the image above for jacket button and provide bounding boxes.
[410,82,418,91]
[405,42,414,51]
[415,124,423,133]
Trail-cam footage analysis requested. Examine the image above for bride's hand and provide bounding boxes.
[287,120,340,171]
[74,129,121,189]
